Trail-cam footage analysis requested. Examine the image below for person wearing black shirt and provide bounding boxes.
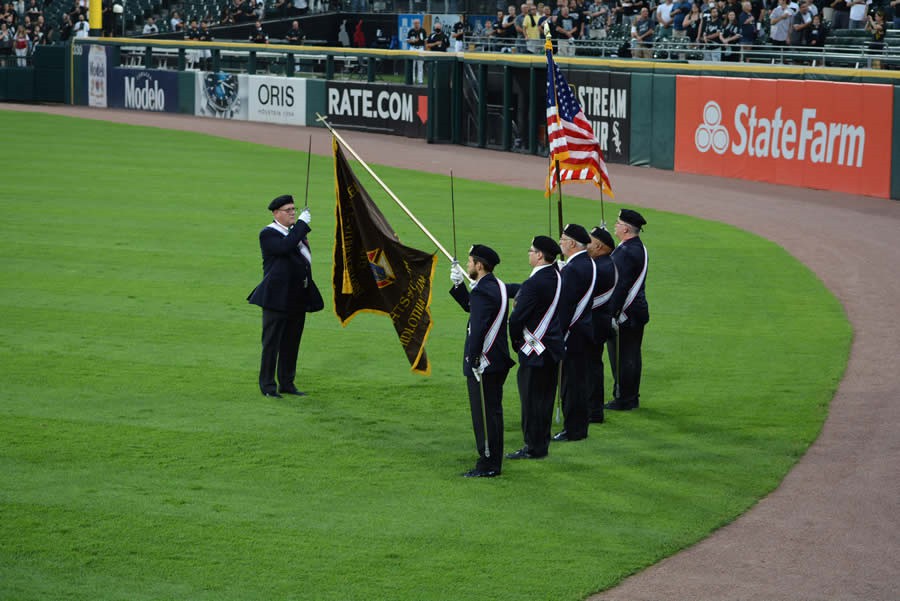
[285,20,305,44]
[701,6,722,61]
[425,21,448,51]
[250,19,268,43]
[406,18,425,83]
[587,227,617,424]
[451,13,467,52]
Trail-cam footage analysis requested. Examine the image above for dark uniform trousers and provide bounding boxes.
[588,339,606,421]
[516,357,559,457]
[561,352,593,439]
[260,308,306,394]
[467,371,507,472]
[606,322,644,407]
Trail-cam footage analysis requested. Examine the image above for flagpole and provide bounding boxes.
[303,134,312,209]
[450,169,457,261]
[316,113,455,264]
[555,159,564,238]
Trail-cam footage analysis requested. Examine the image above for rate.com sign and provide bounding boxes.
[675,76,893,198]
[326,81,427,138]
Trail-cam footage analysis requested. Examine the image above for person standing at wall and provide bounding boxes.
[406,18,426,83]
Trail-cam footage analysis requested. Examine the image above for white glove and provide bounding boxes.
[450,261,464,286]
[556,258,567,270]
[298,208,311,225]
[610,317,619,333]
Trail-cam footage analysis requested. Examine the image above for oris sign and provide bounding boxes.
[675,76,892,198]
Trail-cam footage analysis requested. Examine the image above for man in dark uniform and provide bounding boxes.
[606,208,649,411]
[553,224,597,442]
[507,235,563,460]
[250,20,268,43]
[587,226,618,424]
[247,195,323,398]
[425,20,449,51]
[406,18,426,83]
[449,245,515,478]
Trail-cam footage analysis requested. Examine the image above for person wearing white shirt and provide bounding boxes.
[142,16,158,34]
[848,0,870,29]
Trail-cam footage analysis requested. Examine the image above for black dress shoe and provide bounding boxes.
[552,431,569,442]
[462,468,500,478]
[605,399,637,411]
[506,448,547,460]
[262,391,282,398]
[279,388,307,396]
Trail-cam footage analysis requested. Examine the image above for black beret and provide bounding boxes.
[562,223,590,245]
[268,194,294,211]
[532,235,561,258]
[469,244,500,268]
[590,226,616,249]
[618,208,646,230]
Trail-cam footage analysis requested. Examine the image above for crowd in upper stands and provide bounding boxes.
[466,0,897,62]
[1,0,896,65]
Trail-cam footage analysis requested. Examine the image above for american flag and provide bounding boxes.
[545,48,613,197]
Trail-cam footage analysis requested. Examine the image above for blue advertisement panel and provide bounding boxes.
[107,68,180,113]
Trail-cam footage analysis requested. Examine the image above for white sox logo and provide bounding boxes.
[695,101,729,155]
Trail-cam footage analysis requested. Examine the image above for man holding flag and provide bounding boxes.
[450,246,515,478]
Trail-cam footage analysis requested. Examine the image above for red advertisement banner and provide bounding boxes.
[675,76,893,198]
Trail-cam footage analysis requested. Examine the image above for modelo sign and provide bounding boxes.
[675,76,892,198]
[108,69,179,113]
[247,75,307,126]
[326,81,427,138]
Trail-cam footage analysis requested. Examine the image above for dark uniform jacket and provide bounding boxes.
[508,264,564,367]
[590,254,617,343]
[557,251,596,353]
[247,220,323,314]
[450,273,515,377]
[407,27,426,48]
[610,237,649,326]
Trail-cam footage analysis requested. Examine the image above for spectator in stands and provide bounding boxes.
[219,4,234,24]
[893,0,900,31]
[32,13,47,42]
[250,19,268,42]
[656,0,675,41]
[671,0,692,41]
[102,0,115,36]
[426,20,448,50]
[72,12,89,36]
[768,0,792,46]
[683,1,702,49]
[721,8,741,60]
[514,3,528,53]
[502,4,517,45]
[806,12,826,59]
[630,5,654,57]
[738,1,756,60]
[829,0,849,29]
[522,4,542,52]
[847,0,870,29]
[143,16,158,34]
[479,18,495,51]
[790,0,811,45]
[58,13,72,40]
[0,22,12,58]
[285,19,305,44]
[866,9,885,67]
[13,23,26,65]
[556,5,578,55]
[700,6,723,60]
[586,0,610,39]
[170,10,183,31]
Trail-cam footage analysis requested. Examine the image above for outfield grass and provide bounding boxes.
[0,111,850,601]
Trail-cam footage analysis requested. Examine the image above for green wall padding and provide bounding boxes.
[306,78,326,126]
[650,72,676,170]
[629,72,653,167]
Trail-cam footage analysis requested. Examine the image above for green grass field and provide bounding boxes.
[0,111,851,601]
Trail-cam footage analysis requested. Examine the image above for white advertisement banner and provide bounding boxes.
[246,75,308,126]
[194,71,249,120]
[87,44,108,108]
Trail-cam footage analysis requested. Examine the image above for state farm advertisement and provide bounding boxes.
[675,76,892,198]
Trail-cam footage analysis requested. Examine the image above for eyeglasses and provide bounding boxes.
[278,207,297,213]
[528,248,538,253]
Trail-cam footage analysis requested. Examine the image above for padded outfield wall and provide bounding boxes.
[60,38,900,200]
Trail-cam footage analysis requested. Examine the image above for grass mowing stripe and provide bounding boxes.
[0,110,849,601]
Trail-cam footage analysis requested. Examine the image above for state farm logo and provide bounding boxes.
[692,100,866,167]
[695,101,729,155]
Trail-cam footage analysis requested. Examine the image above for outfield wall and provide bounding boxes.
[44,39,900,200]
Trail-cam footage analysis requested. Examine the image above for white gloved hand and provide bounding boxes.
[556,258,567,270]
[610,317,619,333]
[450,261,464,286]
[298,208,311,225]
